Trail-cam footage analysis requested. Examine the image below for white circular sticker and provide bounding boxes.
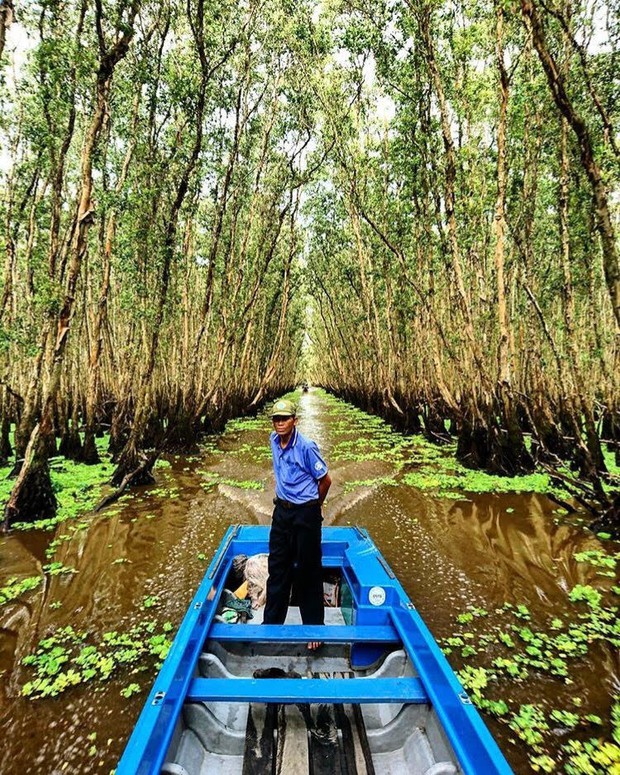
[368,586,386,606]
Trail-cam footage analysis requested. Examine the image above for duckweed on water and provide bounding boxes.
[198,470,264,491]
[573,550,619,574]
[401,466,563,499]
[443,588,620,772]
[1,561,79,608]
[343,477,398,493]
[220,477,264,490]
[228,443,271,461]
[0,575,43,605]
[316,390,580,501]
[120,682,141,698]
[21,621,173,700]
[1,454,111,532]
[225,416,270,433]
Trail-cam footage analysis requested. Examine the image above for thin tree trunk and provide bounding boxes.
[0,0,14,62]
[4,1,138,527]
[83,93,140,464]
[493,3,533,474]
[113,0,235,483]
[521,0,620,330]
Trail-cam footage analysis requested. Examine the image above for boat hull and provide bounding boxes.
[117,526,512,775]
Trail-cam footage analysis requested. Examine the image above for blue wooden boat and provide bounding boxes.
[118,525,512,774]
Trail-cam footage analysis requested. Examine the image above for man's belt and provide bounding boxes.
[273,497,320,509]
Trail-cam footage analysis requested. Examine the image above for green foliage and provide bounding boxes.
[21,621,173,700]
[343,476,397,492]
[509,704,549,748]
[445,587,619,769]
[198,470,264,491]
[562,738,620,774]
[568,585,602,608]
[529,754,556,772]
[120,683,141,698]
[401,466,561,498]
[314,393,581,500]
[573,550,618,571]
[0,576,43,606]
[43,563,77,576]
[220,478,264,491]
[549,710,580,729]
[1,453,112,532]
[225,416,270,433]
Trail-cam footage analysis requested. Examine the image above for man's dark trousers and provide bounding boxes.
[263,500,324,625]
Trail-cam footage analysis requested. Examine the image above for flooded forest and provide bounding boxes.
[0,0,618,773]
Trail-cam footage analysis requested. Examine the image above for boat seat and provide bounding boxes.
[208,623,400,643]
[187,676,428,704]
[423,764,457,774]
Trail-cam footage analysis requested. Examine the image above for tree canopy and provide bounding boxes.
[0,0,618,528]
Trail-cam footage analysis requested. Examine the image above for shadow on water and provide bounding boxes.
[0,387,617,773]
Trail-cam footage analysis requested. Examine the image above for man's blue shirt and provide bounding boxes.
[270,427,328,504]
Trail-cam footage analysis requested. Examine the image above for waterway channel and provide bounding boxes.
[0,388,618,774]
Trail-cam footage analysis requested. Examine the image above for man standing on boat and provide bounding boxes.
[265,398,331,651]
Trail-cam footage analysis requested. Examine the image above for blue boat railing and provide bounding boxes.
[117,525,240,775]
[390,605,512,774]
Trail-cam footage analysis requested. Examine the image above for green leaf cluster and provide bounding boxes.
[21,621,173,700]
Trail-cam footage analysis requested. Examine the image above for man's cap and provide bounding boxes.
[271,399,296,417]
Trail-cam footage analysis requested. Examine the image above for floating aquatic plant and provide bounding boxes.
[21,621,173,700]
[43,563,77,576]
[444,592,620,771]
[1,447,113,532]
[0,575,43,606]
[198,470,264,491]
[120,683,141,698]
[343,477,397,493]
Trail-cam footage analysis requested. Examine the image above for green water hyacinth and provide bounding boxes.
[21,622,174,700]
[0,576,43,606]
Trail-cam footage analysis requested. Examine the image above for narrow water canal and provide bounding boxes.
[0,389,617,774]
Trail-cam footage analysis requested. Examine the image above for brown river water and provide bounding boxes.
[0,389,617,774]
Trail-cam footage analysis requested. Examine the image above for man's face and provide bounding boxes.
[272,415,296,438]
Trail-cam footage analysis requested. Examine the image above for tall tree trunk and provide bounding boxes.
[521,0,620,330]
[0,387,12,465]
[4,2,138,527]
[83,94,140,464]
[113,0,219,484]
[492,4,533,475]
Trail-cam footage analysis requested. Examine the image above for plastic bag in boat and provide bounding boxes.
[244,553,269,609]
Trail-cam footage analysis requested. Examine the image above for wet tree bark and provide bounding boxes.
[0,387,12,466]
